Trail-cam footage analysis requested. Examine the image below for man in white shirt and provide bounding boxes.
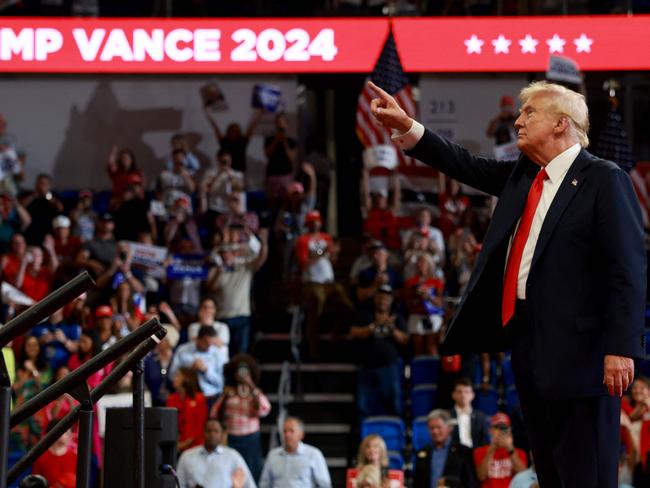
[447,377,489,448]
[367,80,645,487]
[259,417,331,488]
[177,419,255,488]
[169,325,226,410]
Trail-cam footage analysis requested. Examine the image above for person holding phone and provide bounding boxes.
[210,354,270,482]
[473,413,527,487]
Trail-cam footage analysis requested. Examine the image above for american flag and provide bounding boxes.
[595,105,649,226]
[356,30,416,169]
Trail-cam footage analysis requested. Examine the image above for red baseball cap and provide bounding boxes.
[95,305,113,319]
[490,412,511,427]
[305,210,322,224]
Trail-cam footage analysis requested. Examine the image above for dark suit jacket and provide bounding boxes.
[448,408,490,448]
[413,442,478,488]
[408,130,646,397]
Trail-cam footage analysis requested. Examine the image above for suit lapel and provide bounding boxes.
[464,158,537,292]
[530,150,592,270]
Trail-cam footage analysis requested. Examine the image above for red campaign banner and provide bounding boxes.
[0,17,388,73]
[392,15,650,72]
[1,16,649,73]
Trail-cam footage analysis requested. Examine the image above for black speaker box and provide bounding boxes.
[103,407,178,488]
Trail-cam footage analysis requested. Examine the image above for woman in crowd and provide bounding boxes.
[144,324,179,406]
[357,434,389,473]
[404,253,445,357]
[187,296,230,359]
[167,367,208,452]
[109,280,145,332]
[19,335,52,387]
[447,209,479,296]
[14,241,59,302]
[355,434,397,488]
[11,355,48,452]
[210,354,270,482]
[106,145,144,204]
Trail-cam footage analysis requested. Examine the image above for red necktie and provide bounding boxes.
[502,168,549,326]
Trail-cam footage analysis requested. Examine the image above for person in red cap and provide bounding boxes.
[486,95,517,145]
[473,412,527,487]
[93,305,115,348]
[294,209,353,358]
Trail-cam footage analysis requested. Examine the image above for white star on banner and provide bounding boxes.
[546,34,566,53]
[491,35,512,54]
[518,34,539,54]
[464,35,484,54]
[574,33,593,53]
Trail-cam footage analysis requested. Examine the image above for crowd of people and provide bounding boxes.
[1,78,648,488]
[3,0,645,17]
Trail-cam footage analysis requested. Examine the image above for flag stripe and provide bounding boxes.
[355,29,416,177]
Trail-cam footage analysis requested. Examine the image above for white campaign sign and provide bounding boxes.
[96,391,152,437]
[363,144,398,170]
[494,141,521,161]
[128,241,168,269]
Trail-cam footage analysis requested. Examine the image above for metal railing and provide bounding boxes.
[0,272,166,488]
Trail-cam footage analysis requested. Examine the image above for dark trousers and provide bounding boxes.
[228,431,263,482]
[357,361,403,419]
[222,315,251,356]
[510,301,620,488]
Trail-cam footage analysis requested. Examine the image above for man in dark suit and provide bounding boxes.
[414,409,478,488]
[369,80,646,487]
[448,378,490,448]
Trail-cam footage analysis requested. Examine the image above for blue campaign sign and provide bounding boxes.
[167,254,208,280]
[252,84,283,113]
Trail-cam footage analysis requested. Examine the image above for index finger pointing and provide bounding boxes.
[367,81,392,101]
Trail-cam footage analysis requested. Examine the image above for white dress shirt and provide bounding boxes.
[509,143,580,298]
[393,120,581,299]
[177,444,256,488]
[454,406,473,448]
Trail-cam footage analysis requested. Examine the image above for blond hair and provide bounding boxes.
[519,81,590,148]
[356,465,382,487]
[357,434,389,468]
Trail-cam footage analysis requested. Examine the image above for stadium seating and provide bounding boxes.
[388,450,405,470]
[505,386,520,415]
[360,416,406,452]
[501,355,516,389]
[411,384,438,419]
[410,356,441,387]
[473,387,499,416]
[411,416,431,452]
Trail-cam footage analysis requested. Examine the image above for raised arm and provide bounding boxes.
[245,108,265,139]
[204,107,224,141]
[368,81,516,197]
[106,144,119,175]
